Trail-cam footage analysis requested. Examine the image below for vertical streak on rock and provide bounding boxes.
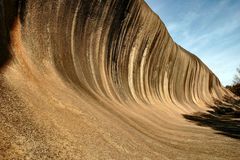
[5,0,229,108]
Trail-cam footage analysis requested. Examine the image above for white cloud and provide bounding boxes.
[145,0,240,85]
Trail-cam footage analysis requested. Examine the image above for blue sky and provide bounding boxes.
[145,0,240,86]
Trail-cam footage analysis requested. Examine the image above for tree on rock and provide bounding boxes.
[226,65,240,96]
[233,65,240,85]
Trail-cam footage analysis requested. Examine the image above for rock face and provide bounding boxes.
[0,0,239,159]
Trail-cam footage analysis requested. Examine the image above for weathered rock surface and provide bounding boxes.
[0,0,239,159]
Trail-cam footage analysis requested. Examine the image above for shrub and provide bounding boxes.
[226,83,240,96]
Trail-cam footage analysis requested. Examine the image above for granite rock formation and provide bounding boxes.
[0,0,239,159]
